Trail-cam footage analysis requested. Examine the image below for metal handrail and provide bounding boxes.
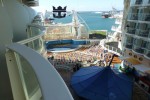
[105,44,121,55]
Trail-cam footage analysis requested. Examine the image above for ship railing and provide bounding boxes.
[135,29,149,38]
[18,24,46,56]
[130,0,143,6]
[124,43,133,49]
[142,0,150,5]
[128,13,138,20]
[104,44,122,56]
[126,27,136,35]
[6,43,73,100]
[144,49,150,59]
[131,0,150,6]
[138,13,150,21]
[132,45,145,54]
[134,38,147,49]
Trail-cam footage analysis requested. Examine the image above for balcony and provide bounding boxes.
[136,29,149,38]
[105,44,122,56]
[126,27,136,35]
[135,0,143,4]
[144,50,150,59]
[133,45,145,54]
[138,13,150,22]
[18,24,45,54]
[6,43,73,100]
[128,13,138,20]
[124,44,133,49]
[134,38,147,48]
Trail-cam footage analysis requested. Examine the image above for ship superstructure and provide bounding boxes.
[121,0,150,95]
[0,0,73,100]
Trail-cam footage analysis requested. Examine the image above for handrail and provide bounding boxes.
[6,43,73,100]
[17,32,44,45]
[18,24,45,45]
[104,44,121,56]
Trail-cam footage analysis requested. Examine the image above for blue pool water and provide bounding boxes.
[46,39,88,52]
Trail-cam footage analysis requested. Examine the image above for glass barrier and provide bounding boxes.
[14,52,42,99]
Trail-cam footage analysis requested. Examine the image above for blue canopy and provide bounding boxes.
[71,66,133,100]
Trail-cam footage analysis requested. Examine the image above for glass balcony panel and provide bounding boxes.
[124,44,133,49]
[142,0,150,4]
[139,13,150,21]
[133,45,145,53]
[126,27,136,34]
[135,0,143,4]
[145,50,150,58]
[25,38,43,51]
[15,53,41,98]
[146,42,150,50]
[33,39,43,51]
[134,38,147,48]
[129,13,138,20]
[136,29,149,37]
[29,27,41,37]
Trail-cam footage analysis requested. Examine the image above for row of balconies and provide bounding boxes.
[126,27,150,38]
[131,0,150,6]
[124,36,150,58]
[124,44,150,58]
[128,13,150,22]
[105,44,122,56]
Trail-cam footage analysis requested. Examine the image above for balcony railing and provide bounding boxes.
[6,43,73,100]
[124,44,133,49]
[144,50,150,59]
[105,44,122,56]
[126,27,136,34]
[135,0,143,4]
[18,24,46,53]
[138,13,150,21]
[134,38,147,48]
[135,29,149,38]
[133,45,145,54]
[128,13,138,20]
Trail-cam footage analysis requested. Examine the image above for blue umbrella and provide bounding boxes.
[71,66,133,100]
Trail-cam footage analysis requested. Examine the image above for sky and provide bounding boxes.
[33,0,124,12]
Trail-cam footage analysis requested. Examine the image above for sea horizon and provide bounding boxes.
[53,11,116,31]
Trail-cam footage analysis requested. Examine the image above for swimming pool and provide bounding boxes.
[46,39,89,53]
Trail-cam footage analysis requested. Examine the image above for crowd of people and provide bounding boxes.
[47,44,114,71]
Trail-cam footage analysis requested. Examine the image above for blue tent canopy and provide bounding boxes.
[71,66,133,100]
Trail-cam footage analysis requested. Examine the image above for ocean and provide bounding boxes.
[53,11,115,32]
